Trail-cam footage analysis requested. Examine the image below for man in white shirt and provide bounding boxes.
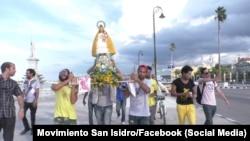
[20,68,40,135]
[198,67,230,125]
[125,65,151,125]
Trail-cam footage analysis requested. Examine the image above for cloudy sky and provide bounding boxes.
[1,0,250,81]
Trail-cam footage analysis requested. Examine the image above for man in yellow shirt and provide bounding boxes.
[146,66,158,125]
[51,69,78,125]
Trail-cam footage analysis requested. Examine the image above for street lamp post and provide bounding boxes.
[153,6,165,80]
[138,50,143,65]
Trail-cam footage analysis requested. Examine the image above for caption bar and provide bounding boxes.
[33,125,249,139]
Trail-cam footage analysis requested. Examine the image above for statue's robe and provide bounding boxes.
[90,24,118,102]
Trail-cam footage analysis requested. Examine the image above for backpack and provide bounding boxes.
[196,82,206,105]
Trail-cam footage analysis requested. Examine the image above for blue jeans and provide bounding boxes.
[128,115,150,125]
[94,105,113,125]
[88,102,95,125]
[116,99,126,123]
[203,104,216,125]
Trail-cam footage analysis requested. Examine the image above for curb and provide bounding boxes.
[220,86,248,89]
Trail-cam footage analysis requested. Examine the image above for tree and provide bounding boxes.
[174,68,181,78]
[193,66,204,80]
[211,63,229,81]
[215,6,227,79]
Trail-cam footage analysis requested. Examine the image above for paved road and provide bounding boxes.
[1,94,237,141]
[214,89,250,125]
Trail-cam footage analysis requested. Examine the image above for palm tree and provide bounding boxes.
[215,6,227,78]
[170,43,176,80]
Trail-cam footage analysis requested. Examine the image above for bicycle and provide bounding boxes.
[157,93,167,125]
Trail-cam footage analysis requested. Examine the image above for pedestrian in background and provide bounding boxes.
[198,67,230,125]
[171,65,197,125]
[83,91,95,125]
[0,62,24,141]
[116,81,128,125]
[20,68,40,135]
[146,66,158,125]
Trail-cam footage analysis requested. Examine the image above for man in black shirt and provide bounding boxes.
[171,65,197,125]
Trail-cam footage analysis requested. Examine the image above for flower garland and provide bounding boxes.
[90,54,120,90]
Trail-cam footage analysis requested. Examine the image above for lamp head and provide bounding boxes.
[159,13,165,19]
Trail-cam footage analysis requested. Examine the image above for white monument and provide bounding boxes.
[26,41,46,88]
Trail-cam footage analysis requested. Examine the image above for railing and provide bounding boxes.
[39,88,55,101]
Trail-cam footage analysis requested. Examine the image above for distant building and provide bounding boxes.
[243,57,250,63]
[224,56,250,83]
[230,57,250,73]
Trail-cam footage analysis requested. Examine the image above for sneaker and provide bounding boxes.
[20,128,30,135]
[117,112,120,118]
[121,122,126,125]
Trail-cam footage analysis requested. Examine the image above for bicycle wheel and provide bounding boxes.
[158,101,163,119]
[159,108,163,119]
[160,105,166,125]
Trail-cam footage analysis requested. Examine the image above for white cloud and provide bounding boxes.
[115,0,188,44]
[0,0,249,82]
[189,16,214,26]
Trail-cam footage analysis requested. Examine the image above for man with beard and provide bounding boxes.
[0,62,24,141]
[51,69,78,125]
[20,68,40,135]
[125,65,151,125]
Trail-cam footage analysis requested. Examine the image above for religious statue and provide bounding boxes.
[90,21,120,88]
[88,21,120,102]
[30,41,35,58]
[92,21,116,57]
